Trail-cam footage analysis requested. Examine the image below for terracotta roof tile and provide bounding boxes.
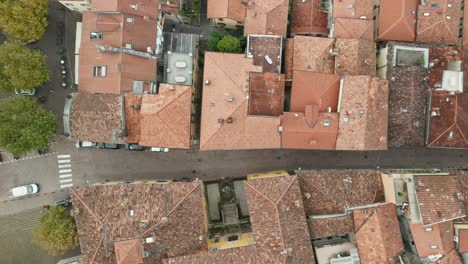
[115,239,144,264]
[248,72,285,116]
[333,18,374,41]
[207,0,246,22]
[428,92,468,148]
[244,0,289,36]
[410,221,458,259]
[428,46,463,88]
[438,248,463,264]
[413,175,466,225]
[124,94,143,143]
[459,229,468,252]
[387,66,428,147]
[416,0,462,45]
[284,39,294,79]
[292,36,335,74]
[280,110,339,150]
[297,170,385,215]
[336,76,389,150]
[200,52,280,150]
[79,12,157,94]
[247,35,282,73]
[166,176,315,264]
[138,84,192,149]
[91,0,159,19]
[378,0,418,42]
[291,0,328,36]
[290,72,340,113]
[335,39,376,76]
[333,0,374,20]
[307,215,354,238]
[70,93,125,144]
[353,203,404,264]
[71,182,206,264]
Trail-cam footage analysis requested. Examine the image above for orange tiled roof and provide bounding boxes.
[336,76,389,150]
[416,0,462,45]
[410,221,458,259]
[378,0,418,42]
[353,203,404,264]
[200,52,280,150]
[92,0,159,19]
[413,175,466,225]
[207,0,246,22]
[292,36,335,74]
[291,0,328,36]
[244,0,289,36]
[79,12,157,94]
[290,72,340,113]
[71,182,206,264]
[124,85,192,149]
[427,92,468,148]
[335,39,376,76]
[114,239,144,264]
[248,72,285,116]
[280,109,339,150]
[334,18,374,41]
[333,0,374,20]
[166,176,315,264]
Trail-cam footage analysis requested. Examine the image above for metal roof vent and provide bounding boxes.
[205,80,210,85]
[130,210,135,216]
[327,107,332,113]
[226,117,233,123]
[267,88,273,94]
[218,118,224,123]
[168,86,175,91]
[323,120,330,127]
[227,96,234,102]
[446,16,451,20]
[423,12,430,16]
[132,104,141,110]
[265,55,273,65]
[449,131,454,138]
[359,16,367,19]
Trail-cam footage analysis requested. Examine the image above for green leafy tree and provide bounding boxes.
[216,35,243,53]
[0,42,49,94]
[0,96,56,156]
[0,0,48,42]
[207,30,226,51]
[33,206,78,256]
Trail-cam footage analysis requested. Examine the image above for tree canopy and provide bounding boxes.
[0,0,48,42]
[216,35,243,53]
[33,206,78,256]
[207,30,226,51]
[0,42,49,94]
[0,96,55,156]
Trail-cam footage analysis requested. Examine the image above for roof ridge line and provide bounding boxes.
[428,121,456,146]
[70,188,104,226]
[244,181,276,205]
[274,175,297,205]
[90,238,104,264]
[141,182,201,237]
[353,208,377,234]
[455,123,468,145]
[297,174,345,210]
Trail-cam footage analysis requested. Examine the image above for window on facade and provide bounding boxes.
[127,17,134,23]
[90,32,103,40]
[93,66,107,77]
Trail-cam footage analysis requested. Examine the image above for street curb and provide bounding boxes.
[0,152,58,165]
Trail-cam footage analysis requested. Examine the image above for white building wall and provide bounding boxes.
[59,0,91,13]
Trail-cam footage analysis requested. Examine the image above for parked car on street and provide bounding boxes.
[75,141,96,148]
[125,144,144,151]
[9,184,39,198]
[96,143,118,149]
[150,147,169,152]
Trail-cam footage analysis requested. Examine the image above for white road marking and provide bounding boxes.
[59,169,72,174]
[57,154,70,159]
[60,178,73,183]
[60,183,74,188]
[58,159,71,164]
[58,164,71,169]
[59,174,72,178]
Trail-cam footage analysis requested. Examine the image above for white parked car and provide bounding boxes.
[9,184,39,198]
[14,88,36,96]
[150,147,169,152]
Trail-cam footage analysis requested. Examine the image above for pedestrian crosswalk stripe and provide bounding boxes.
[58,164,71,169]
[57,154,70,159]
[60,178,73,183]
[59,169,72,174]
[59,174,72,178]
[58,159,71,164]
[60,183,73,188]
